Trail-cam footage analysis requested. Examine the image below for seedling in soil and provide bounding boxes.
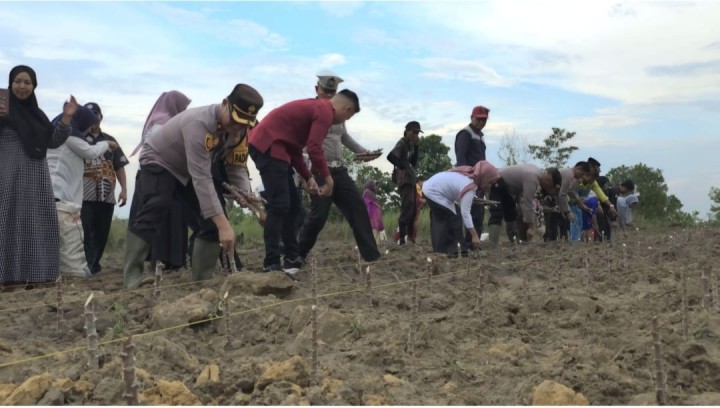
[107,302,127,338]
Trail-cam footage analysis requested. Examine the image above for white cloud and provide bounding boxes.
[318,53,347,67]
[408,1,720,105]
[415,58,513,87]
[318,1,365,17]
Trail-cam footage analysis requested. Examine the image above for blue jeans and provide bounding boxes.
[569,204,583,241]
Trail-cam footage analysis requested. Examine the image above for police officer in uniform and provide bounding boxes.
[123,84,263,288]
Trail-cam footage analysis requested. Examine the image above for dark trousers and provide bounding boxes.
[465,199,484,247]
[596,204,612,241]
[426,198,466,254]
[398,183,417,242]
[128,164,218,245]
[81,201,115,274]
[488,180,518,226]
[543,211,568,241]
[249,146,301,267]
[187,168,241,269]
[298,167,380,262]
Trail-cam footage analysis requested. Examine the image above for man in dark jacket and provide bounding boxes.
[454,105,489,248]
[388,121,421,244]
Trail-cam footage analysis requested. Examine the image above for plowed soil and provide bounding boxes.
[1,227,720,405]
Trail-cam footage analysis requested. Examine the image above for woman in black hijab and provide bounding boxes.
[0,65,78,288]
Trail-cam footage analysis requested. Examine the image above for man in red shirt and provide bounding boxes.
[249,89,360,275]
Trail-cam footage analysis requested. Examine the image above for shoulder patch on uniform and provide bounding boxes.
[204,132,219,151]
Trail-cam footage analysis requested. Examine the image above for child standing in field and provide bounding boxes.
[363,179,386,244]
[616,180,639,236]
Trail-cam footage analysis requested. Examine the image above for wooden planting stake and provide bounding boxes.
[552,258,562,292]
[223,291,230,340]
[582,253,590,287]
[84,293,99,370]
[622,244,628,272]
[681,269,689,339]
[605,242,611,269]
[311,258,319,386]
[153,262,163,298]
[56,276,64,333]
[365,265,373,308]
[474,267,485,314]
[408,279,419,358]
[712,266,720,313]
[651,316,667,405]
[703,262,714,308]
[120,336,139,406]
[227,252,238,274]
[426,257,433,282]
[355,245,362,275]
[701,265,711,310]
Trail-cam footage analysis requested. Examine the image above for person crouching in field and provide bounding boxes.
[487,164,563,245]
[422,161,501,257]
[124,84,263,289]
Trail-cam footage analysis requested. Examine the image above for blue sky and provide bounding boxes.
[2,1,719,218]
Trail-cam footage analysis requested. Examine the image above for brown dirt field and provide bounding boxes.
[1,227,720,405]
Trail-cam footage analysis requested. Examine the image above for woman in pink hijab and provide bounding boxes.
[130,91,191,270]
[130,90,191,157]
[422,161,501,255]
[362,179,386,244]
